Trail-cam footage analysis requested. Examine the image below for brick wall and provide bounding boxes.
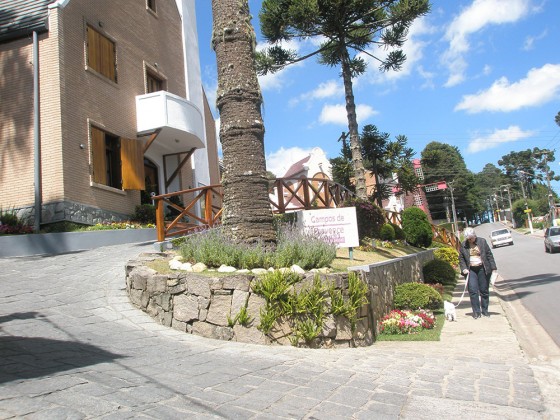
[0,38,36,209]
[0,0,193,221]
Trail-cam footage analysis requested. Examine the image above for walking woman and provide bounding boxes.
[458,227,497,318]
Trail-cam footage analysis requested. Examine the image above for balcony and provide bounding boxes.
[136,91,205,154]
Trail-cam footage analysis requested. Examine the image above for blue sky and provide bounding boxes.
[195,0,560,194]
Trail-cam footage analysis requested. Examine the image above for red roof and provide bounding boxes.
[282,155,311,178]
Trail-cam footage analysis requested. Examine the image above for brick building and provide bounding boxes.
[0,0,219,227]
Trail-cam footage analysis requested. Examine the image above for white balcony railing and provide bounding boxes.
[136,91,205,153]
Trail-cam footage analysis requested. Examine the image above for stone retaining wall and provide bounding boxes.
[125,249,435,347]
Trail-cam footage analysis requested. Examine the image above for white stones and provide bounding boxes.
[192,262,207,272]
[217,264,237,273]
[180,262,193,271]
[169,259,183,270]
[167,254,328,276]
[290,264,305,274]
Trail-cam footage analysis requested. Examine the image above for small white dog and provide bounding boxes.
[444,300,456,322]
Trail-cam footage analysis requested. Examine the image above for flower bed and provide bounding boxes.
[378,309,435,335]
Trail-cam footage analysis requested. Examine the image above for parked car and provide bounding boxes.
[489,228,514,248]
[544,226,560,253]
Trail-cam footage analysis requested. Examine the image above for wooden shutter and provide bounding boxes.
[99,34,116,82]
[86,26,99,72]
[87,25,116,82]
[121,138,145,190]
[91,126,107,185]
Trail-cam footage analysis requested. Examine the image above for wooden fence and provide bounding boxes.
[152,177,458,249]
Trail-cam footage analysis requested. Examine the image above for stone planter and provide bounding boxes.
[125,253,373,348]
[125,249,435,348]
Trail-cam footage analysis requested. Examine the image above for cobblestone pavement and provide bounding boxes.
[0,242,555,419]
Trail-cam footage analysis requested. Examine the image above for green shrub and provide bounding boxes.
[391,223,405,240]
[401,207,433,247]
[0,212,18,227]
[423,259,456,286]
[342,197,386,240]
[0,207,32,235]
[393,282,443,310]
[133,204,156,224]
[379,223,396,241]
[428,283,444,297]
[433,247,459,267]
[274,226,337,269]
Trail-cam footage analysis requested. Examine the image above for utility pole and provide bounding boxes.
[545,163,557,227]
[501,184,515,228]
[518,171,534,233]
[498,188,505,222]
[493,192,501,222]
[449,181,459,239]
[539,150,557,227]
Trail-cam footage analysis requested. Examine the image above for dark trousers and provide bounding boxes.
[468,265,490,315]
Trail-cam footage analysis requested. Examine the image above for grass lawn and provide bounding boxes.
[330,243,426,271]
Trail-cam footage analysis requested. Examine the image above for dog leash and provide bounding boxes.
[453,271,469,307]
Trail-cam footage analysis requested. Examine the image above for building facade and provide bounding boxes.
[0,0,219,227]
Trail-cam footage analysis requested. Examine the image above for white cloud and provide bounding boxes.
[455,63,560,113]
[256,39,304,92]
[417,65,436,90]
[523,29,547,51]
[258,71,289,91]
[266,146,318,177]
[289,80,344,106]
[466,126,535,153]
[358,16,435,85]
[318,104,377,125]
[442,0,531,87]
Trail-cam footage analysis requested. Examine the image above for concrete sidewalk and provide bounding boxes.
[0,243,558,419]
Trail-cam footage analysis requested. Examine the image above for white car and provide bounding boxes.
[544,226,560,253]
[489,228,514,248]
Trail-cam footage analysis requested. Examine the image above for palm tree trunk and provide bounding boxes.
[211,0,276,245]
[340,51,367,201]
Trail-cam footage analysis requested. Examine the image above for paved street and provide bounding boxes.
[0,242,558,419]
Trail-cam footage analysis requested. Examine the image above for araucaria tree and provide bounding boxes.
[211,1,276,245]
[360,125,417,207]
[258,0,431,200]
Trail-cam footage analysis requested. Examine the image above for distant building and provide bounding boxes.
[362,159,432,222]
[269,147,333,212]
[0,0,219,226]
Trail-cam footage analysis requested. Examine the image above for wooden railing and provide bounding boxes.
[152,177,458,250]
[270,177,353,213]
[432,224,460,250]
[153,184,223,242]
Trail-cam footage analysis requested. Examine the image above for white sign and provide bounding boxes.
[296,207,359,248]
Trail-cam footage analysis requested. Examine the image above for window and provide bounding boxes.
[86,25,117,82]
[147,0,156,13]
[90,126,145,190]
[414,192,423,207]
[146,70,164,93]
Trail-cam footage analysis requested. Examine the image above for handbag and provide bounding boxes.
[490,271,498,286]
